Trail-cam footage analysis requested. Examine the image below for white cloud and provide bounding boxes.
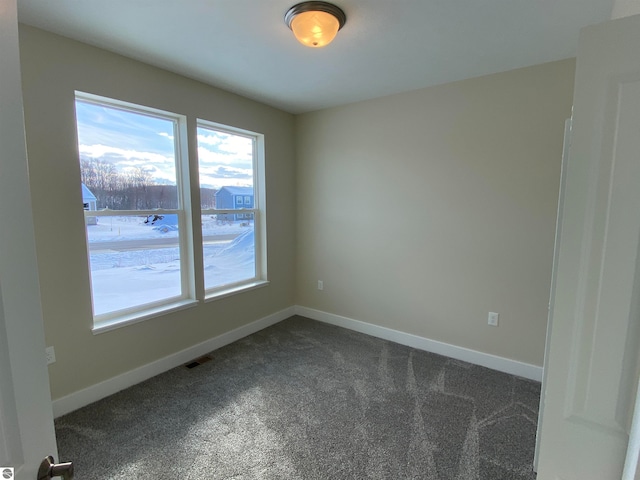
[79,144,177,183]
[158,132,174,141]
[198,162,252,189]
[196,146,251,166]
[218,135,252,155]
[79,144,174,164]
[199,164,251,177]
[197,131,252,158]
[197,133,222,147]
[198,175,252,189]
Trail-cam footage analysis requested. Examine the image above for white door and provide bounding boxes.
[536,13,640,479]
[0,0,60,479]
[534,117,572,470]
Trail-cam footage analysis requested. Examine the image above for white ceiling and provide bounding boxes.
[17,0,615,114]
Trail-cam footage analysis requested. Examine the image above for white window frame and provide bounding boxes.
[75,92,197,333]
[196,120,268,299]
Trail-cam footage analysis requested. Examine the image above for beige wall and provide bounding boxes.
[611,0,640,19]
[18,22,575,401]
[295,59,576,366]
[18,26,296,400]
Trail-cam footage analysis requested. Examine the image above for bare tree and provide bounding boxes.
[80,158,118,208]
[80,158,179,210]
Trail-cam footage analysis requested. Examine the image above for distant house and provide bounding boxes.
[82,183,98,225]
[215,186,254,221]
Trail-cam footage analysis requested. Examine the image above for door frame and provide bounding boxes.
[0,0,59,477]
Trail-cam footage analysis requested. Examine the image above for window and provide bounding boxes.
[75,93,194,329]
[74,93,267,330]
[196,122,265,294]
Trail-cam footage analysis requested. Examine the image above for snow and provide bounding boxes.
[204,229,256,290]
[87,215,248,242]
[87,216,255,316]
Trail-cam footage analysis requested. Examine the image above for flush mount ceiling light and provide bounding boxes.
[285,1,347,48]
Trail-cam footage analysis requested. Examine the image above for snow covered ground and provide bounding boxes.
[87,215,255,316]
[87,214,248,243]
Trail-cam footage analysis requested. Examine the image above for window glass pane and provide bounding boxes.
[197,125,256,291]
[196,127,254,209]
[86,215,182,316]
[202,213,255,290]
[75,100,179,210]
[75,96,186,319]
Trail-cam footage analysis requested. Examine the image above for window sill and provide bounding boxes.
[92,299,199,335]
[91,282,269,334]
[204,280,269,303]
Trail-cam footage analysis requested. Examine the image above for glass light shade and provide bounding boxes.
[290,10,340,47]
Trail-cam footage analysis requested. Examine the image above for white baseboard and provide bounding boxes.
[53,304,542,417]
[52,306,295,418]
[294,306,543,382]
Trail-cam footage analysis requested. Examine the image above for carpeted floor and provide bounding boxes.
[55,316,540,479]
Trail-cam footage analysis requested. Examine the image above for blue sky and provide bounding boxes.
[75,99,253,189]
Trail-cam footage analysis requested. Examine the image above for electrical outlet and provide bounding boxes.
[317,280,324,291]
[45,346,56,365]
[488,312,499,327]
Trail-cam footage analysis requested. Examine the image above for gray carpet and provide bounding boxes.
[55,316,540,479]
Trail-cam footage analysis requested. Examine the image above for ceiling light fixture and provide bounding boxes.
[285,1,347,48]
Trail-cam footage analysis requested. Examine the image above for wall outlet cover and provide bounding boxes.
[45,346,56,365]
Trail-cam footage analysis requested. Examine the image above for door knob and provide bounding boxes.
[37,456,74,480]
